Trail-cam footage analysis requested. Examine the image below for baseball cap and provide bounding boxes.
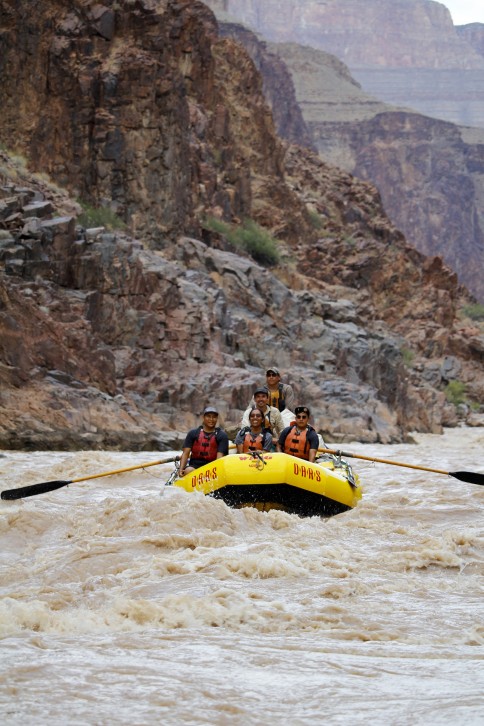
[253,386,269,396]
[203,406,219,415]
[266,367,280,376]
[295,406,310,417]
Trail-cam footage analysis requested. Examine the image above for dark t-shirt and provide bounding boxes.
[278,425,319,457]
[183,426,229,469]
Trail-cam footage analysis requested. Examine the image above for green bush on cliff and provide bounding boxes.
[400,347,415,367]
[78,201,126,231]
[204,217,280,266]
[308,209,323,230]
[444,380,467,406]
[461,303,484,321]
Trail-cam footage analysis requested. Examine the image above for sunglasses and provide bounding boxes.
[266,372,278,376]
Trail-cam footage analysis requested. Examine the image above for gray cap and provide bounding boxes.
[253,386,269,396]
[203,406,219,415]
[266,367,280,376]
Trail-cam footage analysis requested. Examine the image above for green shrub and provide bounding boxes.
[444,380,467,406]
[401,347,415,367]
[462,303,484,321]
[204,217,231,236]
[234,219,280,266]
[204,217,280,266]
[78,201,126,230]
[308,209,323,230]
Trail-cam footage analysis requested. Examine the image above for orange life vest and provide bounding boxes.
[241,429,265,453]
[190,427,219,462]
[283,425,311,460]
[268,384,286,412]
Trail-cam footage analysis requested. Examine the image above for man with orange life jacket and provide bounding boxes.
[235,408,273,454]
[240,387,284,445]
[179,406,229,477]
[277,406,319,463]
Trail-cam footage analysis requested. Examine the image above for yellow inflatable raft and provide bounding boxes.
[174,452,361,517]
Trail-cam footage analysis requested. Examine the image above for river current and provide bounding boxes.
[1,427,483,725]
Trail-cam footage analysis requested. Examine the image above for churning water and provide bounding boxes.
[1,428,483,725]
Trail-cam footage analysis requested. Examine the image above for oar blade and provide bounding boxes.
[450,471,484,486]
[1,480,71,500]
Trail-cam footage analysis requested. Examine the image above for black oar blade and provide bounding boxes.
[1,480,72,500]
[450,471,484,486]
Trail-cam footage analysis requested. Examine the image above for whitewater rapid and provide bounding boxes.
[1,427,483,724]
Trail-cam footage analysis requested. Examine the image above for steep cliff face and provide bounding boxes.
[205,0,484,129]
[217,23,484,302]
[0,0,289,243]
[207,0,484,68]
[217,22,315,151]
[0,0,483,449]
[4,145,483,450]
[456,23,484,57]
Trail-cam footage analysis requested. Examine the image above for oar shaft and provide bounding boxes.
[71,457,179,484]
[1,455,181,500]
[318,448,450,476]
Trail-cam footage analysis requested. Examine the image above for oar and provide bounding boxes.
[1,455,181,500]
[318,447,484,486]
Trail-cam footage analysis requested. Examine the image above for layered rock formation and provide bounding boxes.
[211,14,484,303]
[458,23,484,57]
[269,42,484,303]
[0,0,483,450]
[0,0,288,245]
[206,0,484,128]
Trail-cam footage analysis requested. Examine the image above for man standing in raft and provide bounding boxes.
[277,406,319,463]
[179,406,229,477]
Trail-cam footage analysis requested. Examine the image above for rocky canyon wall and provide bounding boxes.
[205,0,484,128]
[209,9,484,303]
[0,0,287,245]
[0,0,483,450]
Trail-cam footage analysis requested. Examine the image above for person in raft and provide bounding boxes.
[240,386,285,444]
[235,408,273,453]
[264,367,295,413]
[179,406,229,477]
[277,406,319,463]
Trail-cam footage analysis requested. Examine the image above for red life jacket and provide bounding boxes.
[241,428,265,453]
[283,425,311,460]
[190,427,219,462]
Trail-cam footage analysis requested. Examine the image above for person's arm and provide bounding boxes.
[234,429,244,454]
[179,430,196,476]
[308,447,317,463]
[308,430,319,463]
[240,405,252,429]
[273,409,285,438]
[277,428,287,453]
[283,384,295,412]
[179,447,192,476]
